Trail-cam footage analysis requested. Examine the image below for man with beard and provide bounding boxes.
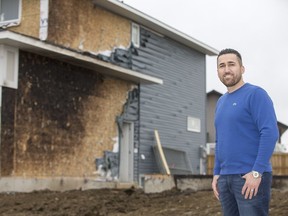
[211,48,278,216]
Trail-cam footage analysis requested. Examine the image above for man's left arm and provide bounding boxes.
[242,88,278,199]
[251,88,279,173]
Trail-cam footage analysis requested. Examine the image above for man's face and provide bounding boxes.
[217,53,245,88]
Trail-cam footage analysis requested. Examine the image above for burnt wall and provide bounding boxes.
[1,88,16,176]
[1,51,132,177]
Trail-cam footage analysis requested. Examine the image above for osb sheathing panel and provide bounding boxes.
[1,51,133,177]
[48,0,131,53]
[7,0,131,53]
[9,0,40,38]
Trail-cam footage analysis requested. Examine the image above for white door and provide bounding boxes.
[119,122,134,182]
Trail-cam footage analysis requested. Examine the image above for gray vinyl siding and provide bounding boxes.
[134,28,207,174]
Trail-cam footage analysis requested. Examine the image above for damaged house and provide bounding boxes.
[0,0,218,191]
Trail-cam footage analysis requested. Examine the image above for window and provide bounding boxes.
[131,23,140,48]
[0,0,21,26]
[187,116,201,133]
[0,45,19,89]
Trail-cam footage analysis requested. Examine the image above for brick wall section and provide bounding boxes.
[1,51,133,177]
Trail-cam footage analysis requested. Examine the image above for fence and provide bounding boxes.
[207,153,288,175]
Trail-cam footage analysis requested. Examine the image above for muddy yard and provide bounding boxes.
[0,188,287,216]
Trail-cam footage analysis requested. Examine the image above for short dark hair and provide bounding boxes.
[217,48,243,65]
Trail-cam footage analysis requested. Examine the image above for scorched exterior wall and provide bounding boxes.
[1,51,133,177]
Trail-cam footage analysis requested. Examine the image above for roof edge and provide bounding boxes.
[0,31,163,85]
[93,0,219,56]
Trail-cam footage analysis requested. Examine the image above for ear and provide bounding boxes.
[241,66,245,74]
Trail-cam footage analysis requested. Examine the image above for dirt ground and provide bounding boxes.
[0,188,287,216]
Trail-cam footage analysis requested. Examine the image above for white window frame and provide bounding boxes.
[187,116,201,133]
[0,0,22,27]
[131,23,140,48]
[0,44,19,89]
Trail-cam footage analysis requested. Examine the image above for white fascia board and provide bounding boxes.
[93,0,219,56]
[0,31,163,85]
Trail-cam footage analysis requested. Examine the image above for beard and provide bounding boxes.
[220,73,242,87]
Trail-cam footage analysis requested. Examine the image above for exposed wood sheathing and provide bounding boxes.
[1,51,133,177]
[48,0,131,53]
[8,0,131,54]
[9,0,40,38]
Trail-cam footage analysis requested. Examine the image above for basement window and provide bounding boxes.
[0,45,19,89]
[131,23,140,48]
[187,116,201,133]
[0,0,22,27]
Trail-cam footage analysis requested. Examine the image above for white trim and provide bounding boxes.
[0,31,163,85]
[39,0,49,41]
[5,46,18,88]
[119,121,134,183]
[131,22,140,48]
[0,44,19,89]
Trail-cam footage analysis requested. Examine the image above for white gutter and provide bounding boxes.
[93,0,219,56]
[0,31,163,85]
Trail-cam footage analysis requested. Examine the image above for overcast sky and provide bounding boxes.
[123,0,288,142]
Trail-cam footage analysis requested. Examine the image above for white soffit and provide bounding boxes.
[0,31,163,85]
[93,0,219,56]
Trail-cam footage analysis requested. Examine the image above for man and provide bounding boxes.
[211,48,279,216]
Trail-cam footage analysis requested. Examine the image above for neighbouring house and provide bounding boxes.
[0,0,218,191]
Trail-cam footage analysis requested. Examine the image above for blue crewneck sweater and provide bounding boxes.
[214,83,279,175]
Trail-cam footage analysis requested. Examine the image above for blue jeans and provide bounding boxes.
[217,172,272,216]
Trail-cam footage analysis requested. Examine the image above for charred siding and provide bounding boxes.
[1,88,16,176]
